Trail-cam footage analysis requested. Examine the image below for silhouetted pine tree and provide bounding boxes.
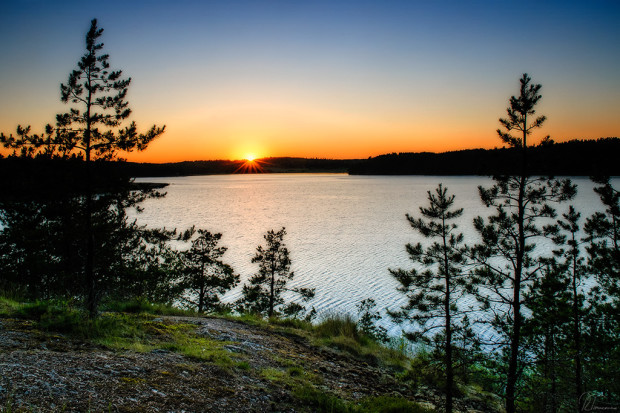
[557,206,588,411]
[586,177,620,304]
[238,228,315,319]
[0,20,165,316]
[177,228,239,313]
[522,260,572,412]
[389,184,475,413]
[56,19,165,316]
[470,74,575,413]
[583,177,620,404]
[356,298,389,343]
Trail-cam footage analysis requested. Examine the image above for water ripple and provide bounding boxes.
[132,174,609,336]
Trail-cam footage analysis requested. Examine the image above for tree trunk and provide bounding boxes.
[550,331,558,413]
[84,70,97,319]
[506,280,521,413]
[442,215,453,413]
[572,248,584,412]
[269,258,275,318]
[506,126,528,413]
[269,275,275,318]
[198,282,205,313]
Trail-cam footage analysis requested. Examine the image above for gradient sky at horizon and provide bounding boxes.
[1,0,619,162]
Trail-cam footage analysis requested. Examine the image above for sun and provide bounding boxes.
[234,154,266,173]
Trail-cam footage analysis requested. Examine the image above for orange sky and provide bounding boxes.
[1,2,619,163]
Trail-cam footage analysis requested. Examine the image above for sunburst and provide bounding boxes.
[233,157,266,173]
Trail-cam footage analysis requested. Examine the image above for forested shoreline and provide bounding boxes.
[3,136,619,177]
[349,137,620,176]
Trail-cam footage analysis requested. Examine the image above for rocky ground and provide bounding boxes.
[0,316,500,412]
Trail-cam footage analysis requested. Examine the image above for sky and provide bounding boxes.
[1,0,619,162]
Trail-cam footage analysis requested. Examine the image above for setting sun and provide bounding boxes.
[245,154,257,162]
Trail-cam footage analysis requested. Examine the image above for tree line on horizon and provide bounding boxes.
[0,19,618,413]
[349,137,620,176]
[3,138,619,177]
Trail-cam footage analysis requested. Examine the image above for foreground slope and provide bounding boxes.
[0,312,500,412]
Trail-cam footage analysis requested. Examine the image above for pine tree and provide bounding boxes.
[584,177,620,403]
[177,228,239,313]
[470,74,575,413]
[0,20,165,316]
[356,298,389,343]
[522,259,572,412]
[557,206,588,411]
[585,177,620,303]
[389,184,473,413]
[56,19,164,316]
[238,228,315,319]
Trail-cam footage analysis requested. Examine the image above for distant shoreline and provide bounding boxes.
[1,137,618,178]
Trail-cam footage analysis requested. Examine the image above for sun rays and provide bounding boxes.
[233,158,266,173]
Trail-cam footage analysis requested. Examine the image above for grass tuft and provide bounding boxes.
[293,384,350,413]
[102,298,197,316]
[314,313,359,340]
[358,395,434,413]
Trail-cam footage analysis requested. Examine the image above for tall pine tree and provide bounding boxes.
[470,74,575,413]
[0,19,165,316]
[389,184,473,413]
[584,177,620,403]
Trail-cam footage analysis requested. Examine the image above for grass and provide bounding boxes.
[95,317,240,369]
[101,298,197,317]
[0,295,243,370]
[0,295,415,375]
[224,312,410,373]
[0,295,498,411]
[311,313,410,371]
[0,295,21,316]
[260,365,432,413]
[314,313,360,339]
[292,385,434,413]
[163,336,235,366]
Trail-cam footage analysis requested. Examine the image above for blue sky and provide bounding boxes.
[1,0,619,161]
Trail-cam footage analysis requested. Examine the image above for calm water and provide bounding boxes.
[132,174,609,335]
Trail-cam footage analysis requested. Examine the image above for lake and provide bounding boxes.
[132,174,609,335]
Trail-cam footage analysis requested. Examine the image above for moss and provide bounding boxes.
[260,363,322,391]
[357,395,434,413]
[97,337,157,353]
[120,377,146,385]
[261,367,289,384]
[286,366,304,377]
[236,361,251,371]
[144,321,195,337]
